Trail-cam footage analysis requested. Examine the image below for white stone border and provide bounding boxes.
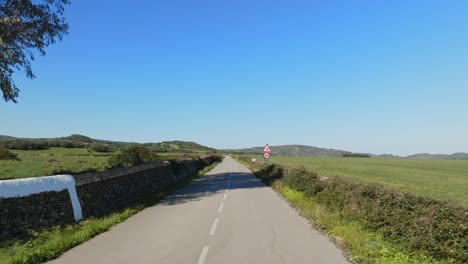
[0,175,83,221]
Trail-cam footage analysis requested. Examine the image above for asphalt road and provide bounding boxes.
[50,156,348,264]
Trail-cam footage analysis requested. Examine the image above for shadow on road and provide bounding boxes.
[159,172,265,206]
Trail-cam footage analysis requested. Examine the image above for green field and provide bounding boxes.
[0,148,211,180]
[242,155,468,208]
[0,148,113,180]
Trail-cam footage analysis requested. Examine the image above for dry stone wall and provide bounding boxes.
[0,156,221,239]
[0,190,75,237]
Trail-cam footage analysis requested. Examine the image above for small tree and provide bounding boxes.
[108,145,159,168]
[88,143,112,153]
[0,147,20,160]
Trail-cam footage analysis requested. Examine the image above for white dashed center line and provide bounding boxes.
[210,217,219,236]
[197,167,233,264]
[197,246,209,264]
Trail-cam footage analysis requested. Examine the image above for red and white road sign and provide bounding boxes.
[263,144,272,160]
[263,144,272,153]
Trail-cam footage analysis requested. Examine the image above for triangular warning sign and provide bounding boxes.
[263,144,272,153]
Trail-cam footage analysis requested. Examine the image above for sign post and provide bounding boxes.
[262,144,272,163]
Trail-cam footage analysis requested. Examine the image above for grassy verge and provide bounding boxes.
[0,161,220,264]
[235,156,466,264]
[279,185,437,264]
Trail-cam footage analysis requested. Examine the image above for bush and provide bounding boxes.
[0,147,20,161]
[88,143,112,153]
[256,164,283,185]
[282,167,323,196]
[342,152,370,158]
[60,141,84,148]
[108,145,160,168]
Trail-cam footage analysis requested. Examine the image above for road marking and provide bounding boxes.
[197,246,209,264]
[210,217,219,236]
[218,203,224,213]
[223,192,228,200]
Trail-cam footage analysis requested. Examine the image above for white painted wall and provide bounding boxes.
[0,175,83,221]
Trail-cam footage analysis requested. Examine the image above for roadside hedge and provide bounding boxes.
[254,163,468,263]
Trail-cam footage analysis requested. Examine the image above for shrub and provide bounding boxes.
[108,145,160,168]
[342,152,370,158]
[256,164,283,185]
[0,147,20,161]
[282,167,323,196]
[88,143,112,153]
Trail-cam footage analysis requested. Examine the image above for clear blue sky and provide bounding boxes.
[1,0,468,155]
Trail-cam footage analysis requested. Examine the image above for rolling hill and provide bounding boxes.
[0,134,217,153]
[226,144,351,157]
[227,145,468,159]
[407,152,468,159]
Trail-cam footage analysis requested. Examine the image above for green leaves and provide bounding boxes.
[108,145,160,168]
[0,0,70,102]
[0,147,20,161]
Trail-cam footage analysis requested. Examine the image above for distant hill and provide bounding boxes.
[226,144,352,157]
[227,145,468,159]
[4,135,465,158]
[0,134,217,153]
[406,152,468,159]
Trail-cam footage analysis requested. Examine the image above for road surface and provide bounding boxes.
[50,156,348,264]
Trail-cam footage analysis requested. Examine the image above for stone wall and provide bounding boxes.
[74,157,216,217]
[0,155,221,239]
[0,190,75,238]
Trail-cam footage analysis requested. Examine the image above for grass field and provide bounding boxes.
[0,148,213,180]
[0,148,113,180]
[242,155,468,208]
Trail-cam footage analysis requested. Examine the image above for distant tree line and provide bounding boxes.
[0,134,218,154]
[0,136,110,152]
[0,139,85,150]
[342,152,371,158]
[143,141,217,153]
